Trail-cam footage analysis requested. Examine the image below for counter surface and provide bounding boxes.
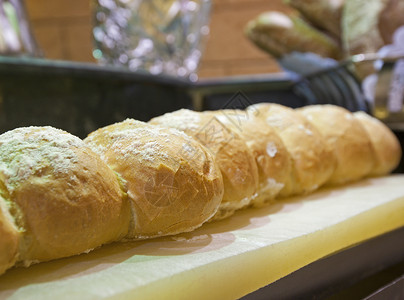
[1,175,404,299]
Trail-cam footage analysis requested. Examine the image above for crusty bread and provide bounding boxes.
[213,108,293,207]
[354,111,401,176]
[251,103,337,196]
[298,105,376,184]
[0,126,131,269]
[245,11,341,59]
[149,109,259,220]
[0,104,401,277]
[84,119,224,237]
[286,0,345,38]
[0,195,19,275]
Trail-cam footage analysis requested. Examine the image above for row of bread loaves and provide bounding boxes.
[0,121,223,275]
[0,104,401,275]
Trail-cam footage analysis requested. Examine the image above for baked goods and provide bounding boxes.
[285,0,344,38]
[0,196,19,275]
[0,126,131,270]
[246,0,404,78]
[354,111,401,176]
[84,119,224,237]
[149,109,259,220]
[213,108,293,206]
[0,104,400,276]
[298,105,376,184]
[245,11,340,59]
[251,103,337,196]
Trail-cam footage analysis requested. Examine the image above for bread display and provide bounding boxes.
[298,105,376,184]
[84,119,224,237]
[251,103,337,196]
[149,109,259,220]
[0,104,400,276]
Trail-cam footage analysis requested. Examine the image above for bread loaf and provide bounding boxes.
[212,108,293,206]
[0,104,400,276]
[298,105,376,184]
[0,126,131,271]
[251,103,337,196]
[286,0,345,38]
[149,109,259,220]
[84,119,224,237]
[245,11,341,59]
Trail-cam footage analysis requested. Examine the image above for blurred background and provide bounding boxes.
[24,0,290,78]
[1,0,403,153]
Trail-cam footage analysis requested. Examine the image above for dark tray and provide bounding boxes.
[0,57,301,138]
[0,56,402,174]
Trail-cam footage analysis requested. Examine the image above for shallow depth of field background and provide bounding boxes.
[25,0,292,78]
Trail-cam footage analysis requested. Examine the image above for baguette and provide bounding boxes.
[0,104,400,276]
[245,11,341,59]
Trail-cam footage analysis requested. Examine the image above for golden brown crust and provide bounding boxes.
[0,104,400,276]
[286,0,344,38]
[0,195,19,275]
[354,111,402,176]
[245,11,341,59]
[298,105,376,185]
[252,103,336,196]
[84,119,224,238]
[149,109,259,220]
[213,108,293,207]
[0,126,130,269]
